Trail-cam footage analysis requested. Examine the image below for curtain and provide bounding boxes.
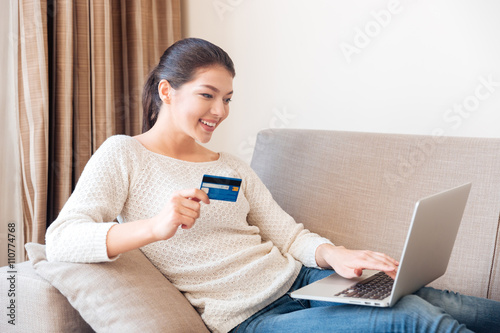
[0,0,24,266]
[18,0,50,251]
[18,0,181,249]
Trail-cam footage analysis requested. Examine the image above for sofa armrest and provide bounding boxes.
[0,261,93,332]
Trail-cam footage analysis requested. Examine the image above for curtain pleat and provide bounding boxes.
[90,0,116,150]
[49,0,74,220]
[1,0,24,264]
[124,0,148,136]
[73,0,92,181]
[18,0,49,246]
[18,0,182,243]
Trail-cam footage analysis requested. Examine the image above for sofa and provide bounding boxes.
[2,128,500,332]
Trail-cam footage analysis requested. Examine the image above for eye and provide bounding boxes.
[224,98,232,104]
[200,93,213,99]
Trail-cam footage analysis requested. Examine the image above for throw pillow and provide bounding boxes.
[26,243,209,333]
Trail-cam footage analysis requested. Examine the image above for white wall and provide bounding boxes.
[182,0,500,163]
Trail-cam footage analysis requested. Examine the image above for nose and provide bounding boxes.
[211,99,228,118]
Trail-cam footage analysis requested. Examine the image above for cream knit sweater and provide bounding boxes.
[46,135,333,332]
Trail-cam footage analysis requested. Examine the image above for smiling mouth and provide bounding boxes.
[200,119,217,127]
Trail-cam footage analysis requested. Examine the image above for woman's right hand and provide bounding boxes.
[149,188,210,241]
[106,188,210,259]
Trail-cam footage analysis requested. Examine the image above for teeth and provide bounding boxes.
[200,120,216,127]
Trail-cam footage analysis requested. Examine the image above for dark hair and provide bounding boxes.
[141,38,235,132]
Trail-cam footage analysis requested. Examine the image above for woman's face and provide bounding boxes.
[164,65,234,144]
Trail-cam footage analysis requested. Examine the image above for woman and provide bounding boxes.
[46,38,500,333]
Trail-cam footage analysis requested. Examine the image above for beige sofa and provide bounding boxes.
[2,129,500,332]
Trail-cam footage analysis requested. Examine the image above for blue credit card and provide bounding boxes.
[200,175,242,202]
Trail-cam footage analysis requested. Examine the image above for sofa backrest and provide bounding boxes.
[250,129,500,301]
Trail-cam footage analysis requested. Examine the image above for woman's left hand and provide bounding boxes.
[315,244,399,279]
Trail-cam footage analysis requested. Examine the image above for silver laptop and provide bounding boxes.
[290,183,472,307]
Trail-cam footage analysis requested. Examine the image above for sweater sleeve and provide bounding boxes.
[45,136,133,263]
[227,154,334,268]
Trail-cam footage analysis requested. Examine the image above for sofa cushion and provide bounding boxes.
[26,243,210,333]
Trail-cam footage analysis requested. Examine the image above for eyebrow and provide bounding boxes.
[199,84,233,96]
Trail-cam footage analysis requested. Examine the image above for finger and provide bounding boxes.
[175,211,199,228]
[359,251,399,271]
[175,204,200,219]
[180,217,196,229]
[192,188,210,204]
[178,197,202,213]
[351,258,397,274]
[385,269,397,280]
[178,188,210,204]
[371,251,399,266]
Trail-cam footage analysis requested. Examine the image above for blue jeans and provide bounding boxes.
[230,267,500,333]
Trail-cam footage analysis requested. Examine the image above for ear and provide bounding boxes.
[158,79,173,104]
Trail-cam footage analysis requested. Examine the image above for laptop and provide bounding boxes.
[290,182,472,307]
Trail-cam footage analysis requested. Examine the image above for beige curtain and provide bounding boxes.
[1,0,24,266]
[18,0,50,250]
[18,0,181,247]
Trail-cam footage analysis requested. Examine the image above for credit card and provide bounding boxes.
[200,175,242,202]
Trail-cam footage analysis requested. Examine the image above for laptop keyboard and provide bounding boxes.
[334,272,394,300]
